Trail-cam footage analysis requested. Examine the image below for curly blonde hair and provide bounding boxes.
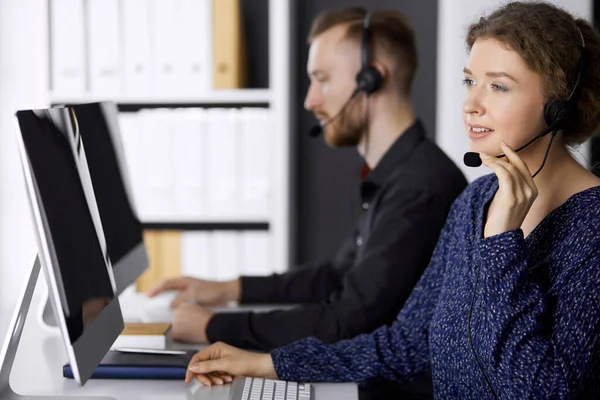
[467,1,600,145]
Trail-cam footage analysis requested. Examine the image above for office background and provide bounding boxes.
[0,0,596,310]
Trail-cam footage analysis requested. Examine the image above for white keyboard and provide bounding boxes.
[229,377,313,400]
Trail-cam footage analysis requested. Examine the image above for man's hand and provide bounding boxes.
[185,342,277,386]
[147,276,241,308]
[171,303,213,343]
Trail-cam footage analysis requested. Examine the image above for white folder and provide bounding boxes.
[240,108,272,217]
[117,112,143,213]
[206,108,240,217]
[50,0,87,94]
[121,0,152,94]
[240,231,272,276]
[212,231,240,281]
[139,109,174,220]
[151,0,185,94]
[180,231,212,279]
[180,0,212,94]
[172,108,207,219]
[86,0,121,95]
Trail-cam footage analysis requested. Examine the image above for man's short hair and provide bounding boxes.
[308,7,418,96]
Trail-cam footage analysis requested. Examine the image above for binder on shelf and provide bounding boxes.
[212,231,240,281]
[117,112,143,214]
[136,230,181,293]
[139,109,174,219]
[181,0,213,93]
[63,350,195,380]
[240,231,271,276]
[206,108,240,216]
[49,0,87,94]
[240,108,271,217]
[86,0,121,95]
[180,231,211,279]
[121,0,152,94]
[212,0,247,88]
[172,109,207,219]
[180,231,273,281]
[151,0,185,93]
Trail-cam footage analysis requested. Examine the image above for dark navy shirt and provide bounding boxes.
[272,174,600,399]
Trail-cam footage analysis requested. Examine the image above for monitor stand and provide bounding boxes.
[0,255,115,400]
[39,292,57,329]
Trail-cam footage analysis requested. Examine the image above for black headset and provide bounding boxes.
[355,11,383,96]
[543,26,587,128]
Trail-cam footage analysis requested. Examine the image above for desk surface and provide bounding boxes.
[2,292,358,400]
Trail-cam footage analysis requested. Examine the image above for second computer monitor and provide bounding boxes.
[69,101,148,295]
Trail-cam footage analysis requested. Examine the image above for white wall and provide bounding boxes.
[436,0,592,183]
[0,0,49,309]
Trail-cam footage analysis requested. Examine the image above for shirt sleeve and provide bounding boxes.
[473,229,600,399]
[269,200,459,387]
[239,261,344,305]
[238,231,357,305]
[207,190,451,351]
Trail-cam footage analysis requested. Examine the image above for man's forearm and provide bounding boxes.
[223,278,242,302]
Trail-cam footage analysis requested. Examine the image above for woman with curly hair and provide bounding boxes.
[184,2,600,398]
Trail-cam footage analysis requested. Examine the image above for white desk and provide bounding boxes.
[3,292,358,400]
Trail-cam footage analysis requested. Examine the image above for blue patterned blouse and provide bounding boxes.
[271,174,600,399]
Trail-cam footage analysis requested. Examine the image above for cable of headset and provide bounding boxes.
[532,130,558,179]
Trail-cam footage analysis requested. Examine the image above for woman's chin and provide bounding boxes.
[468,141,500,156]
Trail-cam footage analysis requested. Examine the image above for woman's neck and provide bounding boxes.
[517,137,600,236]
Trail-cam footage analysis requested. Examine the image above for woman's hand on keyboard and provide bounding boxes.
[185,342,277,386]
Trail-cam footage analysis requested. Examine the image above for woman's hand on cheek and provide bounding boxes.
[480,141,538,238]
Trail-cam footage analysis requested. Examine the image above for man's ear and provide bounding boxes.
[372,62,387,82]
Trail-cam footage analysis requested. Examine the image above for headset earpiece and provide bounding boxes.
[356,12,382,96]
[543,99,569,127]
[542,29,587,128]
[356,67,382,95]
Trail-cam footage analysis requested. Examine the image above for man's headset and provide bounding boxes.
[463,25,588,179]
[309,11,383,137]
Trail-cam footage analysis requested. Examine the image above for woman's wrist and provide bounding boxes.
[260,354,278,379]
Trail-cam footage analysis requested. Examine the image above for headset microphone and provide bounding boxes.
[462,124,557,167]
[308,124,323,138]
[309,88,360,137]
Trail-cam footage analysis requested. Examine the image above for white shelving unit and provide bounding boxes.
[8,0,292,282]
[0,0,292,307]
[49,88,272,106]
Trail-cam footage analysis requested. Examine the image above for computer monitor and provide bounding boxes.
[39,102,149,328]
[68,101,148,294]
[14,106,124,385]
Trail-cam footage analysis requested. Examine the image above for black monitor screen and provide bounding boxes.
[70,103,143,265]
[17,108,114,344]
